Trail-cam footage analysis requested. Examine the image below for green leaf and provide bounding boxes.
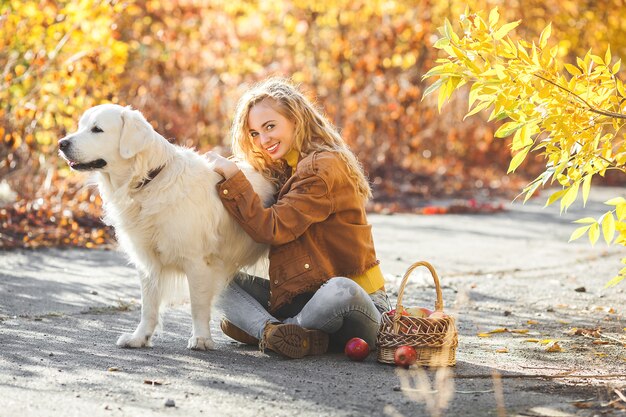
[569,225,591,242]
[602,212,615,244]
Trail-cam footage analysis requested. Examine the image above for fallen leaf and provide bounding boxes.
[568,327,601,338]
[592,340,610,345]
[527,320,539,325]
[573,402,593,409]
[525,338,540,343]
[478,333,492,338]
[539,339,557,345]
[495,347,509,353]
[594,352,607,357]
[545,341,564,352]
[510,329,529,334]
[557,320,570,324]
[144,379,163,386]
[107,367,120,372]
[488,328,508,334]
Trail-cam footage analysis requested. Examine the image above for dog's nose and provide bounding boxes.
[58,138,71,152]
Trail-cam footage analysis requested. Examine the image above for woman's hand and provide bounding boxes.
[205,151,240,180]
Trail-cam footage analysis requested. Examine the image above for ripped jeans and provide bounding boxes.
[217,272,391,349]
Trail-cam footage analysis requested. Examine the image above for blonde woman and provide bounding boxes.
[207,78,390,359]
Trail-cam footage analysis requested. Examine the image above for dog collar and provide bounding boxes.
[135,165,165,190]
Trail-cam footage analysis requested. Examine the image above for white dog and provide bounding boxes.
[58,104,274,350]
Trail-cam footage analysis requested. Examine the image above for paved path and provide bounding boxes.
[1,187,625,416]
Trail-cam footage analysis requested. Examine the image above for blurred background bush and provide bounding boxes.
[1,0,625,248]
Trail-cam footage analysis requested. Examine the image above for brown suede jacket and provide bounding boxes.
[217,151,380,315]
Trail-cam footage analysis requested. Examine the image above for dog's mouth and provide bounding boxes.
[67,159,108,171]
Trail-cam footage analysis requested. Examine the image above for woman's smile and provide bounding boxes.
[248,99,296,161]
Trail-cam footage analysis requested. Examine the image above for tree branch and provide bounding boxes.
[533,72,626,120]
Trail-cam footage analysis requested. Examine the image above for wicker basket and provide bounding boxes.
[377,261,458,366]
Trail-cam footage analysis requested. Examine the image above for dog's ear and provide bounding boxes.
[119,107,154,159]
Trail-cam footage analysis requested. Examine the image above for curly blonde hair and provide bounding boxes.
[230,77,372,200]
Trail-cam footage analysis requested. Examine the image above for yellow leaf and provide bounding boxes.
[495,121,524,138]
[488,328,509,334]
[560,182,579,213]
[538,23,551,49]
[488,7,500,28]
[569,225,591,242]
[478,333,492,338]
[539,339,556,345]
[588,222,600,245]
[564,64,582,76]
[527,320,539,325]
[605,197,626,206]
[546,341,564,352]
[605,45,612,67]
[508,145,530,173]
[574,217,597,224]
[545,189,567,207]
[496,348,509,353]
[557,320,571,324]
[582,175,592,206]
[510,329,529,334]
[493,20,521,40]
[525,339,540,343]
[601,212,615,244]
[613,59,621,74]
[594,352,607,357]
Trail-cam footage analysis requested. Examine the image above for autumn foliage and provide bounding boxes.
[1,0,625,249]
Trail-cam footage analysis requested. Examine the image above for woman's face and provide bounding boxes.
[248,99,296,161]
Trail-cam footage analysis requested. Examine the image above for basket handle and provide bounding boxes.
[393,261,444,321]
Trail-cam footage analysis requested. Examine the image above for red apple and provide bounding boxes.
[428,311,448,319]
[386,308,409,317]
[394,345,417,367]
[344,337,370,361]
[406,307,433,318]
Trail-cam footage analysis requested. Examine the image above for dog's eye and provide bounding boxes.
[91,126,103,133]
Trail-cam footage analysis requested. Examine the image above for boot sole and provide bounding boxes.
[268,324,328,359]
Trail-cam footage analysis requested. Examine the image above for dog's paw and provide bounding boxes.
[187,336,215,351]
[117,332,152,348]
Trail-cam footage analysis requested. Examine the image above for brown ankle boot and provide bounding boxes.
[220,319,259,345]
[260,322,328,359]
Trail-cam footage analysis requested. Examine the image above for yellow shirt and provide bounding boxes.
[284,149,385,294]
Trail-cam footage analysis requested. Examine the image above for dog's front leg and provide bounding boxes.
[184,262,226,351]
[117,271,162,348]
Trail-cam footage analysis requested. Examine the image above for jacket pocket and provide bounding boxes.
[270,254,314,287]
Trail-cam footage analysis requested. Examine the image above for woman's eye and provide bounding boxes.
[91,126,103,133]
[266,124,275,131]
[250,131,258,138]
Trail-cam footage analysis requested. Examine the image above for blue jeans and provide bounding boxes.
[217,272,391,349]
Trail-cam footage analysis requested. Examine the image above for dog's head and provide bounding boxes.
[58,104,154,172]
